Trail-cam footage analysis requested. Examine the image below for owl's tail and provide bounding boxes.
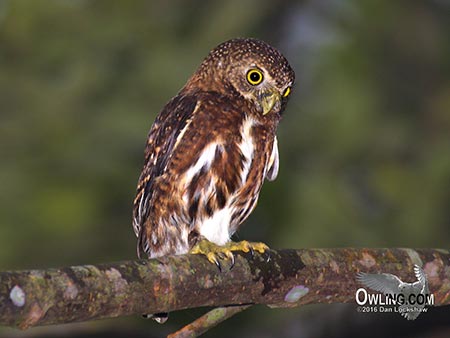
[143,312,169,324]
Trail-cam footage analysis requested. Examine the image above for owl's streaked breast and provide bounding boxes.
[133,38,294,260]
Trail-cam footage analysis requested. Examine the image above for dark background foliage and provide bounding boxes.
[0,1,449,337]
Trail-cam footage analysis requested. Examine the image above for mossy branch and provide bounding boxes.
[0,248,449,331]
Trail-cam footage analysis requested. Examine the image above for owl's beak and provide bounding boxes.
[259,90,281,115]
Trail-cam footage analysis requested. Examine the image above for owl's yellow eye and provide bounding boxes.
[282,87,291,98]
[246,69,264,85]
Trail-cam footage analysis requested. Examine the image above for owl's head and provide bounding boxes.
[189,38,295,116]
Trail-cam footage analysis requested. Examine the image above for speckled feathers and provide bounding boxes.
[133,38,295,259]
[196,39,294,86]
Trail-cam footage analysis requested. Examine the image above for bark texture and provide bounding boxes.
[0,248,448,330]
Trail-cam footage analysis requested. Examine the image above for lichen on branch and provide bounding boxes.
[0,248,448,330]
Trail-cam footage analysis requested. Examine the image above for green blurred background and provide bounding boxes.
[0,0,449,337]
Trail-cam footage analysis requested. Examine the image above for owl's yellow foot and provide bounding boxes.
[225,240,269,255]
[190,239,269,270]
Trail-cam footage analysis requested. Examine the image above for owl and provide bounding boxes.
[133,38,295,267]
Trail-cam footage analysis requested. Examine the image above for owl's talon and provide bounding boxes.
[248,244,254,257]
[214,259,222,272]
[230,254,235,269]
[218,250,235,270]
[190,239,269,271]
[205,252,222,271]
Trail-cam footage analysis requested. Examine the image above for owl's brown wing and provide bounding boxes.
[134,92,277,259]
[133,94,197,257]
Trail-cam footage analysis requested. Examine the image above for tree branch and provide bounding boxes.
[1,248,449,330]
[167,305,251,338]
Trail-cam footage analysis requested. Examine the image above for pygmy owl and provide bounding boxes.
[133,38,295,267]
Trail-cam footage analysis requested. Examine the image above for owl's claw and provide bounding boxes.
[190,239,269,271]
[228,240,269,258]
[190,240,234,271]
[204,251,225,271]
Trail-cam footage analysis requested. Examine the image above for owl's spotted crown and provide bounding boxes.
[190,38,295,92]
